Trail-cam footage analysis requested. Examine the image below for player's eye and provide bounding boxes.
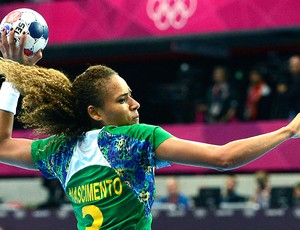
[118,98,126,104]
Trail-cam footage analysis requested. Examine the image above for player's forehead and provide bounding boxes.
[105,74,131,96]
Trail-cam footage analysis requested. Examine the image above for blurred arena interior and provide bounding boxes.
[1,1,300,230]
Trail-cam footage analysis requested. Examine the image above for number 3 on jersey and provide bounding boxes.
[82,205,104,229]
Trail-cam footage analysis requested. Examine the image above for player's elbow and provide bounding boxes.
[214,161,233,172]
[213,151,235,171]
[0,132,12,142]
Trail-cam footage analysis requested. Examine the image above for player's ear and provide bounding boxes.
[87,105,103,121]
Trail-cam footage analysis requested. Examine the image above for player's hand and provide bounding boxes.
[0,28,42,65]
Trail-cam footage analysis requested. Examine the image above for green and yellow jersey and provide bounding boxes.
[31,124,172,229]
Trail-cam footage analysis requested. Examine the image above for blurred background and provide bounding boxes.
[1,0,300,229]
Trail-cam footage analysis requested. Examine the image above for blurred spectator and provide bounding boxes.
[197,66,239,123]
[286,55,300,117]
[293,182,300,207]
[243,68,272,121]
[252,171,271,209]
[270,78,290,119]
[221,175,248,203]
[157,177,190,210]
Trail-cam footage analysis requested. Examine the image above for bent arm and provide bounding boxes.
[155,124,294,171]
[0,82,34,169]
[0,28,42,170]
[0,110,35,169]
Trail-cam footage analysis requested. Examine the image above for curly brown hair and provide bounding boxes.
[0,58,117,137]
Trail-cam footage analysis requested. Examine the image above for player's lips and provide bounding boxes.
[133,115,139,121]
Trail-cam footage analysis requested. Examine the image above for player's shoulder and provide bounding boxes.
[31,134,72,160]
[102,123,162,135]
[102,124,173,145]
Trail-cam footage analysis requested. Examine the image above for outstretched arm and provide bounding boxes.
[156,114,300,171]
[0,28,42,169]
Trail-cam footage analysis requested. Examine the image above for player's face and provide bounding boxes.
[98,74,140,126]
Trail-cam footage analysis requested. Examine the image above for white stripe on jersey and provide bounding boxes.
[64,129,111,188]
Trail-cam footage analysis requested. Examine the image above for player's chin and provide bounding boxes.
[132,116,140,124]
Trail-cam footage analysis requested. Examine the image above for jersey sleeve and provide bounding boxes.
[151,125,173,149]
[148,125,173,168]
[104,124,173,169]
[31,135,66,179]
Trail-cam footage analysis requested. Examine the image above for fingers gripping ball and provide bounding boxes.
[0,8,49,56]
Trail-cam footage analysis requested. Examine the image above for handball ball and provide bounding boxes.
[0,8,49,56]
